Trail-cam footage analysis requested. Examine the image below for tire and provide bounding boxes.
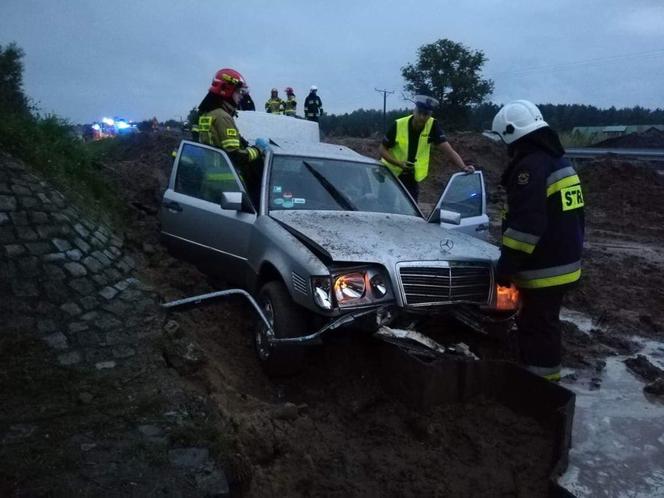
[254,280,308,377]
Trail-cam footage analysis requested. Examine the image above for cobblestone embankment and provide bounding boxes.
[0,152,230,497]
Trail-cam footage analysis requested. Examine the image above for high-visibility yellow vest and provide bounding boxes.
[381,115,434,182]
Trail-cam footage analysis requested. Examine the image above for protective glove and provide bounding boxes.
[254,137,270,152]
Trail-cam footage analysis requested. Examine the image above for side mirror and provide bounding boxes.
[429,207,461,225]
[440,209,461,225]
[220,191,243,211]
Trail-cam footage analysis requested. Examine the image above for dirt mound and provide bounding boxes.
[578,158,664,241]
[593,128,664,148]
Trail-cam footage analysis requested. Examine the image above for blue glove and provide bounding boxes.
[255,137,270,152]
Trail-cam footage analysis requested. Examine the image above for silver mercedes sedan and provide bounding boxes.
[160,139,517,375]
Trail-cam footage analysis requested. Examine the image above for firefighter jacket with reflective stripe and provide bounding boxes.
[265,98,284,114]
[197,107,260,164]
[497,152,585,289]
[284,96,297,116]
[304,93,323,118]
[380,115,434,182]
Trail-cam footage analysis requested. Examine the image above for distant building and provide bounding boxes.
[572,124,664,140]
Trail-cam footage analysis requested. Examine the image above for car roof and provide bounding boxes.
[269,140,378,164]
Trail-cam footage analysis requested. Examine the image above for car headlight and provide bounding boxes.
[312,277,332,310]
[370,274,387,297]
[334,272,366,303]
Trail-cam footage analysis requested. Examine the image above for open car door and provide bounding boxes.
[428,171,490,241]
[159,140,257,283]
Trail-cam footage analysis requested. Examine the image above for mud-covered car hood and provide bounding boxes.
[269,210,499,264]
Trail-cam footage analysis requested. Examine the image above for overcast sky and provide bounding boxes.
[2,0,663,124]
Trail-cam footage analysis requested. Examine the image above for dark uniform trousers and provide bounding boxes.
[516,287,566,369]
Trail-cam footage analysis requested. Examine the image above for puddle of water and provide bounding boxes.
[558,312,664,497]
[560,308,597,333]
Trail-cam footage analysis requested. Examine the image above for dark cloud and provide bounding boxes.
[1,0,662,123]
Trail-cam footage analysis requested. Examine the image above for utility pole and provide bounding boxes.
[375,88,394,133]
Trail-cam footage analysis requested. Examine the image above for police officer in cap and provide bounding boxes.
[379,95,473,202]
[491,100,585,381]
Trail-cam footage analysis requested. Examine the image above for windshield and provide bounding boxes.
[268,156,419,216]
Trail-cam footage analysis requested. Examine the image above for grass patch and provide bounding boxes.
[0,112,128,226]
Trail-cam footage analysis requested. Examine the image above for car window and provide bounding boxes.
[268,156,419,216]
[440,173,483,218]
[174,143,241,203]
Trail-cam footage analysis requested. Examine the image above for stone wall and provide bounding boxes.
[0,152,156,370]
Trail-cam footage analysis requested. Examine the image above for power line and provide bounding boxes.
[492,48,664,76]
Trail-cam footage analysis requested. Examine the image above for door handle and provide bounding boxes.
[475,224,488,231]
[164,201,183,212]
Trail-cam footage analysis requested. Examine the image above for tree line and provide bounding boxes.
[320,103,664,137]
[321,38,663,137]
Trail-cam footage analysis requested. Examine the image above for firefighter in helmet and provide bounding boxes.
[491,100,585,381]
[196,68,262,200]
[283,87,297,117]
[304,85,323,122]
[265,88,284,114]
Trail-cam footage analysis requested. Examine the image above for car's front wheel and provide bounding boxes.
[254,280,307,377]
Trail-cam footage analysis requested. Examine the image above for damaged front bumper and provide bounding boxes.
[162,289,514,351]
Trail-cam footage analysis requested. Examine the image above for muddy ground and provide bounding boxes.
[2,130,663,497]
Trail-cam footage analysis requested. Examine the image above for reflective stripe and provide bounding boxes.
[221,138,240,149]
[502,228,539,254]
[206,172,236,181]
[517,261,580,280]
[546,166,576,187]
[197,116,213,145]
[247,147,258,161]
[502,236,536,254]
[198,116,212,131]
[515,261,581,288]
[526,364,561,382]
[547,174,580,197]
[504,228,540,245]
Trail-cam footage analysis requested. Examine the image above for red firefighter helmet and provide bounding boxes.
[209,68,247,100]
[285,86,294,95]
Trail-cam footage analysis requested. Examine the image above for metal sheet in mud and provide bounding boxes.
[379,343,576,497]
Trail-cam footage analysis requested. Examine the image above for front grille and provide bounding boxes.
[399,263,491,306]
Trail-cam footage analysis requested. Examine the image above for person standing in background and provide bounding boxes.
[265,88,284,114]
[304,85,323,122]
[378,95,473,201]
[238,89,255,111]
[284,87,297,117]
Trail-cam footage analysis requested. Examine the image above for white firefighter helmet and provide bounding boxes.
[310,85,318,91]
[491,100,548,144]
